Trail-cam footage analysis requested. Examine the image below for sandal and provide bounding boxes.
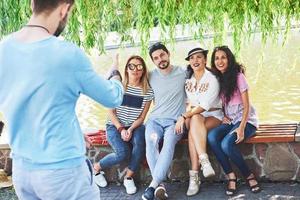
[225,178,237,196]
[246,174,261,193]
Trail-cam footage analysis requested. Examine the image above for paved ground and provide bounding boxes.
[100,181,300,200]
[1,182,300,200]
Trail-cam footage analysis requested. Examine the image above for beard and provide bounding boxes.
[158,60,170,69]
[54,14,68,37]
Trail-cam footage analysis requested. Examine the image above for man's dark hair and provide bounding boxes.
[32,0,74,14]
[148,42,169,60]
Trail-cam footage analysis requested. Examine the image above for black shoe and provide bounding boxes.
[225,178,237,196]
[246,174,262,193]
[142,187,155,200]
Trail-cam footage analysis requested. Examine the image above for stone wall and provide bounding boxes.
[0,144,12,176]
[87,142,300,184]
[1,142,299,183]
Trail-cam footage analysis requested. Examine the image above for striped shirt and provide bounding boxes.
[107,85,154,127]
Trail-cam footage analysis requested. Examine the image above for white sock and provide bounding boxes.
[149,180,159,189]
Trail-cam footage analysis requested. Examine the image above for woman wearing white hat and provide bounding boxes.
[175,47,223,196]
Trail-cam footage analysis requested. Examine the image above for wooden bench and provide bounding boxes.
[245,123,300,143]
[86,122,300,146]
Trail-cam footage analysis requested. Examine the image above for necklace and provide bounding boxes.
[24,24,50,33]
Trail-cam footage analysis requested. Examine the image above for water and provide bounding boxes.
[1,29,299,143]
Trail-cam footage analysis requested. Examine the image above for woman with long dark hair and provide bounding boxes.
[208,46,261,196]
[93,54,153,195]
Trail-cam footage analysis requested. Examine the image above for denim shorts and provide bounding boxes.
[12,159,100,200]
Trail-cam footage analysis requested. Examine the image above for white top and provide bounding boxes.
[185,69,221,110]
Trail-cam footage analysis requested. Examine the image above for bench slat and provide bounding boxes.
[257,127,296,130]
[245,135,295,143]
[258,124,297,128]
[259,123,297,126]
[258,127,296,130]
[256,131,295,135]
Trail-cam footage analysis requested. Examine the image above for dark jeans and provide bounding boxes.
[207,122,257,177]
[99,124,145,173]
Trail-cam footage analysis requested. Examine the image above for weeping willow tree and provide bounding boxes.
[0,0,300,53]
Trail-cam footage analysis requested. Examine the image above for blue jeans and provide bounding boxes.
[13,159,100,200]
[145,118,183,184]
[207,122,257,177]
[99,124,145,173]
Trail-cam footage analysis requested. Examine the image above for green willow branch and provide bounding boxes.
[0,0,299,54]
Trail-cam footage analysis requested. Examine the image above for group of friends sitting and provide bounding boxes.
[92,43,261,200]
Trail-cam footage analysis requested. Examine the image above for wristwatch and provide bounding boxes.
[108,70,122,81]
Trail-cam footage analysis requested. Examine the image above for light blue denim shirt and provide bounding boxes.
[0,35,124,169]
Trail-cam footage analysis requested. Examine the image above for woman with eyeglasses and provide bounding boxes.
[208,46,261,196]
[175,48,223,196]
[93,54,154,195]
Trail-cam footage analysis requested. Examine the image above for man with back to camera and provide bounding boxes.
[0,0,124,199]
[142,42,187,200]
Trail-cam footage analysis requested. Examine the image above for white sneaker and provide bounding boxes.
[94,171,107,187]
[186,170,201,196]
[199,154,215,178]
[123,177,137,195]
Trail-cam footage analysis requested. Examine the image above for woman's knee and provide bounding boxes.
[221,139,232,155]
[116,149,129,161]
[145,131,160,146]
[132,137,145,152]
[207,129,218,145]
[190,114,205,125]
[132,127,146,143]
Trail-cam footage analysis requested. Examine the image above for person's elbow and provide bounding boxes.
[104,80,124,108]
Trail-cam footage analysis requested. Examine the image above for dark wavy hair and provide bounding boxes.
[186,52,209,79]
[210,46,245,104]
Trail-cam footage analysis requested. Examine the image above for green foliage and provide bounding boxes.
[0,0,299,53]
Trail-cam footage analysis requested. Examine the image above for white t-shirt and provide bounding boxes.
[185,69,222,110]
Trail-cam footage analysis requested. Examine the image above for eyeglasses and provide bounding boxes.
[127,63,144,71]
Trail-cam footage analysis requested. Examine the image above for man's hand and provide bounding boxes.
[175,116,185,134]
[84,134,93,149]
[106,53,121,81]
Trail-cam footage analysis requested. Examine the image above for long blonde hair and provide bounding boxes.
[123,55,150,94]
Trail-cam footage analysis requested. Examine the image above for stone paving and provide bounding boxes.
[1,182,299,200]
[100,181,300,200]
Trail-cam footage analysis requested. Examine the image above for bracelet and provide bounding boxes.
[108,70,122,81]
[181,114,187,120]
[117,126,125,133]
